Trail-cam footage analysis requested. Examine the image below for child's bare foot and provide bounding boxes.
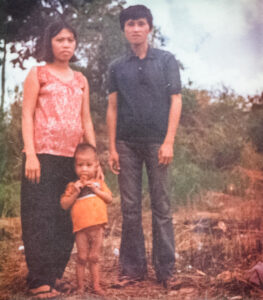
[55,279,71,293]
[76,287,85,296]
[93,286,106,296]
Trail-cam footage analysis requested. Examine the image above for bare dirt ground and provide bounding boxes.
[1,168,263,300]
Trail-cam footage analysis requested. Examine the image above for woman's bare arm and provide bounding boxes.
[22,67,41,183]
[81,77,96,147]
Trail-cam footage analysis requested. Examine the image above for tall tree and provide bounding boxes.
[1,0,167,115]
[0,0,126,110]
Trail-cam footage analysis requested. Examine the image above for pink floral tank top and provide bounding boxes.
[34,65,85,157]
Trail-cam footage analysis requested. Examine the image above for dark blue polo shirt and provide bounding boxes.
[108,47,181,143]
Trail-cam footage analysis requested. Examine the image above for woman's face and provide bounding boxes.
[51,28,76,62]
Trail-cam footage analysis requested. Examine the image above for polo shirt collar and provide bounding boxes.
[126,46,155,61]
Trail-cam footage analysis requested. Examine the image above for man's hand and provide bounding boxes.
[25,154,41,184]
[109,150,120,174]
[158,143,174,165]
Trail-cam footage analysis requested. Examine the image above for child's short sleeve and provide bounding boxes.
[62,182,77,197]
[101,180,112,197]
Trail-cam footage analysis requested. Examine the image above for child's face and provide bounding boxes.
[124,18,151,46]
[75,151,98,180]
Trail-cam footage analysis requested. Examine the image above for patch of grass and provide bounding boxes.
[0,181,20,217]
[169,144,251,206]
[104,170,119,197]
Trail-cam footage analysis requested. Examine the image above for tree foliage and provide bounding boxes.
[247,93,263,153]
[1,0,263,216]
[0,0,127,113]
[0,0,170,216]
[1,0,166,112]
[170,87,263,204]
[1,0,114,64]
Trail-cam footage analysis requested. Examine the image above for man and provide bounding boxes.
[106,5,182,287]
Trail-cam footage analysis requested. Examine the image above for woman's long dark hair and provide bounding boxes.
[41,21,78,63]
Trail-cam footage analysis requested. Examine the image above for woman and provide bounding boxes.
[21,21,97,298]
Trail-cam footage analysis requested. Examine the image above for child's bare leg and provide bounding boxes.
[90,261,104,295]
[75,229,89,294]
[89,226,104,295]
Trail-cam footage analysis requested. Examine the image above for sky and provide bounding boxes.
[4,0,263,104]
[125,0,263,96]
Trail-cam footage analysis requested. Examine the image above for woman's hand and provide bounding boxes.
[25,154,41,184]
[96,164,105,181]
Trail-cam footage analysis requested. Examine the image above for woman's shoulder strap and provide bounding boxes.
[74,71,86,89]
[36,65,48,84]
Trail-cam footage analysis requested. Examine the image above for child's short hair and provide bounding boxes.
[41,21,78,63]
[119,5,153,31]
[74,143,97,159]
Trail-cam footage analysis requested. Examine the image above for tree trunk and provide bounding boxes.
[1,39,7,114]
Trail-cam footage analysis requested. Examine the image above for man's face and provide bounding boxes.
[124,18,151,46]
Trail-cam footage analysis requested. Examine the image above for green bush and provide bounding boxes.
[248,108,263,153]
[170,147,223,205]
[0,181,21,217]
[104,170,119,197]
[0,114,8,180]
[169,139,251,206]
[1,86,262,218]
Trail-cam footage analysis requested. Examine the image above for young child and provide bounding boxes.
[60,143,112,296]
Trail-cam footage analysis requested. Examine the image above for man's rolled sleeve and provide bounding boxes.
[108,63,118,94]
[165,54,182,95]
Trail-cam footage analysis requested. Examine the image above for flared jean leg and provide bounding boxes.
[117,141,148,278]
[144,144,175,281]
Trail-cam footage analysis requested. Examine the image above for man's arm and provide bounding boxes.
[106,92,120,174]
[158,94,182,165]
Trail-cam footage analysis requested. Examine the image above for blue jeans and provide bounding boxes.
[117,141,175,281]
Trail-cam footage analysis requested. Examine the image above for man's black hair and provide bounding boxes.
[119,5,153,31]
[41,20,78,63]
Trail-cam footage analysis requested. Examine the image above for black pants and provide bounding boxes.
[21,154,76,289]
